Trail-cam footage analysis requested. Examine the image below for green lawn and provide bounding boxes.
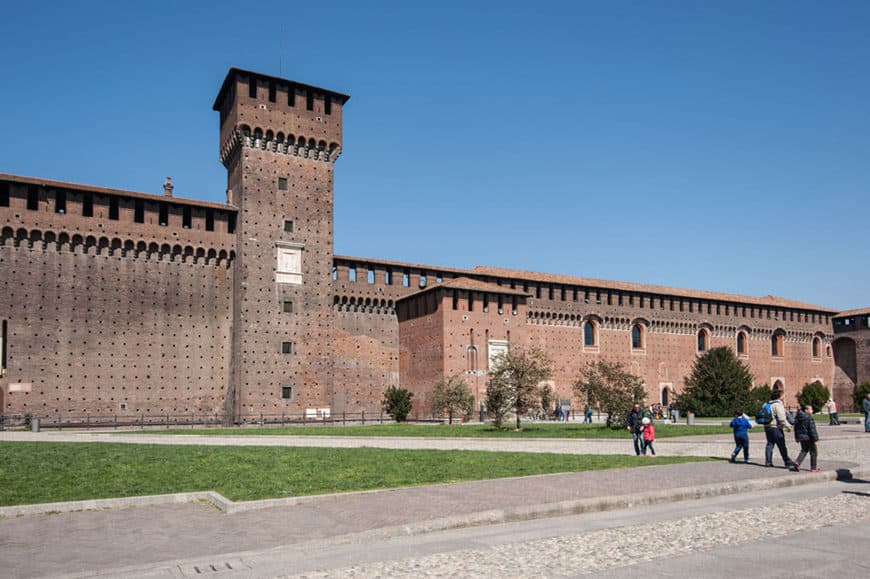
[0,442,712,506]
[149,423,732,438]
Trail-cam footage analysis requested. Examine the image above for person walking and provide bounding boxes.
[863,393,870,433]
[584,405,593,424]
[825,398,840,426]
[791,405,820,472]
[641,416,656,456]
[764,389,793,468]
[729,410,752,463]
[626,403,644,455]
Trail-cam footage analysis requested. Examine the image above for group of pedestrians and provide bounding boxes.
[626,403,656,456]
[728,389,821,472]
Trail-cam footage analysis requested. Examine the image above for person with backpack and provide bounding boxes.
[729,410,753,463]
[790,405,820,472]
[761,389,793,468]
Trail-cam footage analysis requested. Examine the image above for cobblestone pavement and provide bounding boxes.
[288,492,870,578]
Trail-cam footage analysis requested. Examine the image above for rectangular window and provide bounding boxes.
[55,189,66,213]
[283,300,293,313]
[249,78,257,98]
[324,95,332,115]
[109,197,119,220]
[348,267,357,282]
[82,192,93,217]
[227,213,236,234]
[134,199,145,223]
[287,86,295,107]
[205,209,214,231]
[278,177,288,190]
[0,182,9,206]
[27,186,38,210]
[403,271,410,287]
[281,341,294,354]
[268,82,276,103]
[384,270,392,285]
[182,206,192,229]
[281,385,293,399]
[367,268,375,284]
[283,219,294,233]
[306,91,314,111]
[159,202,168,226]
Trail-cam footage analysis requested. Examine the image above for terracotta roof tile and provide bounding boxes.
[470,266,837,313]
[835,307,870,318]
[0,173,235,212]
[396,277,529,302]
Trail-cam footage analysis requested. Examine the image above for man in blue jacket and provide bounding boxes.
[729,410,753,462]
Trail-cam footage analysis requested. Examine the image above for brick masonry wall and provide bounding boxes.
[0,238,232,417]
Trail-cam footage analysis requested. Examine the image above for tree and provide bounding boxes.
[573,360,645,428]
[431,374,474,424]
[675,347,754,417]
[853,381,870,413]
[484,378,512,428]
[382,386,413,422]
[796,380,830,412]
[487,346,553,430]
[748,384,772,413]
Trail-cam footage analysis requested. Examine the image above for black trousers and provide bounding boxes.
[764,427,791,466]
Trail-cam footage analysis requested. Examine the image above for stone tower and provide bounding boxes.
[213,68,349,420]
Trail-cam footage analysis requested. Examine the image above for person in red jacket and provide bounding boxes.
[641,417,656,456]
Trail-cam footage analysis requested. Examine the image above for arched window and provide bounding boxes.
[697,329,709,352]
[771,331,784,357]
[631,323,644,350]
[736,331,747,355]
[812,336,821,358]
[584,320,597,347]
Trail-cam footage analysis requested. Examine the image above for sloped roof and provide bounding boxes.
[835,307,870,318]
[396,276,529,302]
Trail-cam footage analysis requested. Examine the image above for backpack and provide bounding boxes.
[756,402,773,426]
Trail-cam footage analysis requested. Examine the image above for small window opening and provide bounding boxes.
[27,186,38,210]
[268,82,276,103]
[287,86,295,107]
[55,189,66,213]
[348,267,356,282]
[82,192,93,217]
[0,182,9,206]
[205,209,214,231]
[737,331,747,355]
[452,291,459,310]
[331,266,337,280]
[182,206,192,229]
[109,197,119,220]
[227,213,236,234]
[158,202,168,226]
[324,96,332,115]
[697,329,709,352]
[631,324,644,349]
[468,292,474,311]
[511,296,518,315]
[134,199,145,223]
[249,78,257,98]
[419,274,427,288]
[119,402,128,411]
[1,319,7,374]
[584,322,597,347]
[283,300,293,314]
[403,271,410,287]
[436,274,443,283]
[368,269,375,284]
[497,295,504,314]
[384,270,392,285]
[281,341,294,354]
[283,219,294,233]
[306,91,314,111]
[278,177,288,190]
[281,385,293,399]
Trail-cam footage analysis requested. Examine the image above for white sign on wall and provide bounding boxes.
[488,340,509,370]
[276,242,304,285]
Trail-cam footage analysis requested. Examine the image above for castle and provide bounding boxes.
[0,68,864,422]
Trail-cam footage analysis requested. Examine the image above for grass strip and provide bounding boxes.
[0,442,711,506]
[149,423,732,438]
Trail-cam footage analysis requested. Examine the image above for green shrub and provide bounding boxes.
[382,386,413,422]
[853,382,870,413]
[796,380,829,412]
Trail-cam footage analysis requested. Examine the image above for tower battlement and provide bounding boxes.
[213,68,349,168]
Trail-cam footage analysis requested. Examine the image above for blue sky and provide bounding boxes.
[2,1,868,311]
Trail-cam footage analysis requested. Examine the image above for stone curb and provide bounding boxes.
[4,465,867,522]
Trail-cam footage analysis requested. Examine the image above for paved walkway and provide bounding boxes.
[0,424,867,578]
